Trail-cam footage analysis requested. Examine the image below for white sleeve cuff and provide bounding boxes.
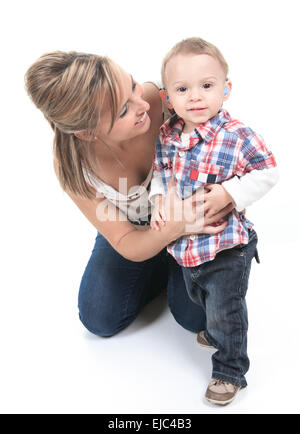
[148,171,165,205]
[222,167,279,212]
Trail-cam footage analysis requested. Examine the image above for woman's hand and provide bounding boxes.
[160,180,233,241]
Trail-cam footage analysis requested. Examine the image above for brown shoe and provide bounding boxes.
[205,379,243,405]
[197,331,216,350]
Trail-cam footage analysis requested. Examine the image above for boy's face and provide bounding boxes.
[164,53,230,133]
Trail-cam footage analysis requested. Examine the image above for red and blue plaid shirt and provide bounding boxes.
[153,109,277,267]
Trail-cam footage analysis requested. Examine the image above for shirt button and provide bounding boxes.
[190,235,197,240]
[179,151,185,157]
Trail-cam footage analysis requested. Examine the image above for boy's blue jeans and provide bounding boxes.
[78,233,207,337]
[181,229,259,388]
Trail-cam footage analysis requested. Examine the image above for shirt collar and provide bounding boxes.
[160,109,231,150]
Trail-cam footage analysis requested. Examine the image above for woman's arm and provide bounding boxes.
[66,187,174,261]
[63,178,229,262]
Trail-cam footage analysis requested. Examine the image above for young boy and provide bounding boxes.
[149,37,278,405]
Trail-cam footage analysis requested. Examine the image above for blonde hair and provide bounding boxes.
[25,51,121,198]
[161,37,229,87]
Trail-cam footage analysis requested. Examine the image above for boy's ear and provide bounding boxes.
[159,89,173,109]
[223,80,232,101]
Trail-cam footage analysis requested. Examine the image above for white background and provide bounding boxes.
[1,0,300,414]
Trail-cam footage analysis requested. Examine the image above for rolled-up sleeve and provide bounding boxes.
[236,133,277,175]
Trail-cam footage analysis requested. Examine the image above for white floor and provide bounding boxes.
[2,234,300,414]
[2,0,300,416]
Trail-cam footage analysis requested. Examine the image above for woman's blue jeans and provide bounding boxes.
[78,232,207,337]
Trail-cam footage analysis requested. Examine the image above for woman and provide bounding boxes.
[25,51,232,337]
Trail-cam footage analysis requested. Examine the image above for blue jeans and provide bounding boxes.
[78,233,207,337]
[181,229,259,387]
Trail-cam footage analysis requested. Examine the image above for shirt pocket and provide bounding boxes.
[188,161,225,185]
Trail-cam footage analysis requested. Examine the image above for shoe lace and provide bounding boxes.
[210,379,237,393]
[212,379,227,386]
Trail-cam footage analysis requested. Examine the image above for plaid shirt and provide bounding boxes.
[153,109,277,267]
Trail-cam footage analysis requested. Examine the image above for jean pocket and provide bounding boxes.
[225,243,247,258]
[228,230,258,258]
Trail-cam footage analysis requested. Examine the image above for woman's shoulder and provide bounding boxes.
[142,80,161,95]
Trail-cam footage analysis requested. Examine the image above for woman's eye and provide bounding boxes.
[119,79,136,118]
[119,104,128,118]
[119,78,138,118]
[177,87,187,93]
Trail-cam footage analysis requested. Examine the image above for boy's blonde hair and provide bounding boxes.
[25,51,121,198]
[161,37,229,87]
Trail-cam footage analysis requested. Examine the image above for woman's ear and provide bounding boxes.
[74,130,95,142]
[159,89,173,109]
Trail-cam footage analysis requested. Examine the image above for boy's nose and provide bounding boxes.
[190,87,203,101]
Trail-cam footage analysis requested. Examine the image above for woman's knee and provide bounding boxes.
[77,236,129,337]
[169,306,205,333]
[167,256,206,333]
[77,233,168,337]
[78,314,119,337]
[78,302,132,337]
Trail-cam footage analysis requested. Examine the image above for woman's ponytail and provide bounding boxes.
[25,51,120,198]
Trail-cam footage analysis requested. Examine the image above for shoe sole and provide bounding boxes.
[205,396,236,405]
[205,385,245,405]
[198,342,216,350]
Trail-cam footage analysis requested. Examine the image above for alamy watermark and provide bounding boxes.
[95,177,205,231]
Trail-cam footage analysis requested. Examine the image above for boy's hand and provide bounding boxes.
[203,184,235,218]
[150,195,166,231]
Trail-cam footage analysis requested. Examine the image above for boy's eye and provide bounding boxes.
[177,86,187,93]
[202,83,212,89]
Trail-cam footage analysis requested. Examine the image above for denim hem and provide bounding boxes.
[212,370,247,388]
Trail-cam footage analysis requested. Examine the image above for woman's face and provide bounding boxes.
[96,65,151,146]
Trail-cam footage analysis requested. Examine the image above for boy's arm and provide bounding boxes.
[150,193,166,231]
[148,133,173,204]
[222,166,279,212]
[149,169,167,231]
[204,133,278,216]
[231,132,278,211]
[148,169,166,205]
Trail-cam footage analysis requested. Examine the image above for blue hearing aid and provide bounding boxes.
[224,87,229,97]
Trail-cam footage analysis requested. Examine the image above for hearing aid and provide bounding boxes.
[224,87,229,97]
